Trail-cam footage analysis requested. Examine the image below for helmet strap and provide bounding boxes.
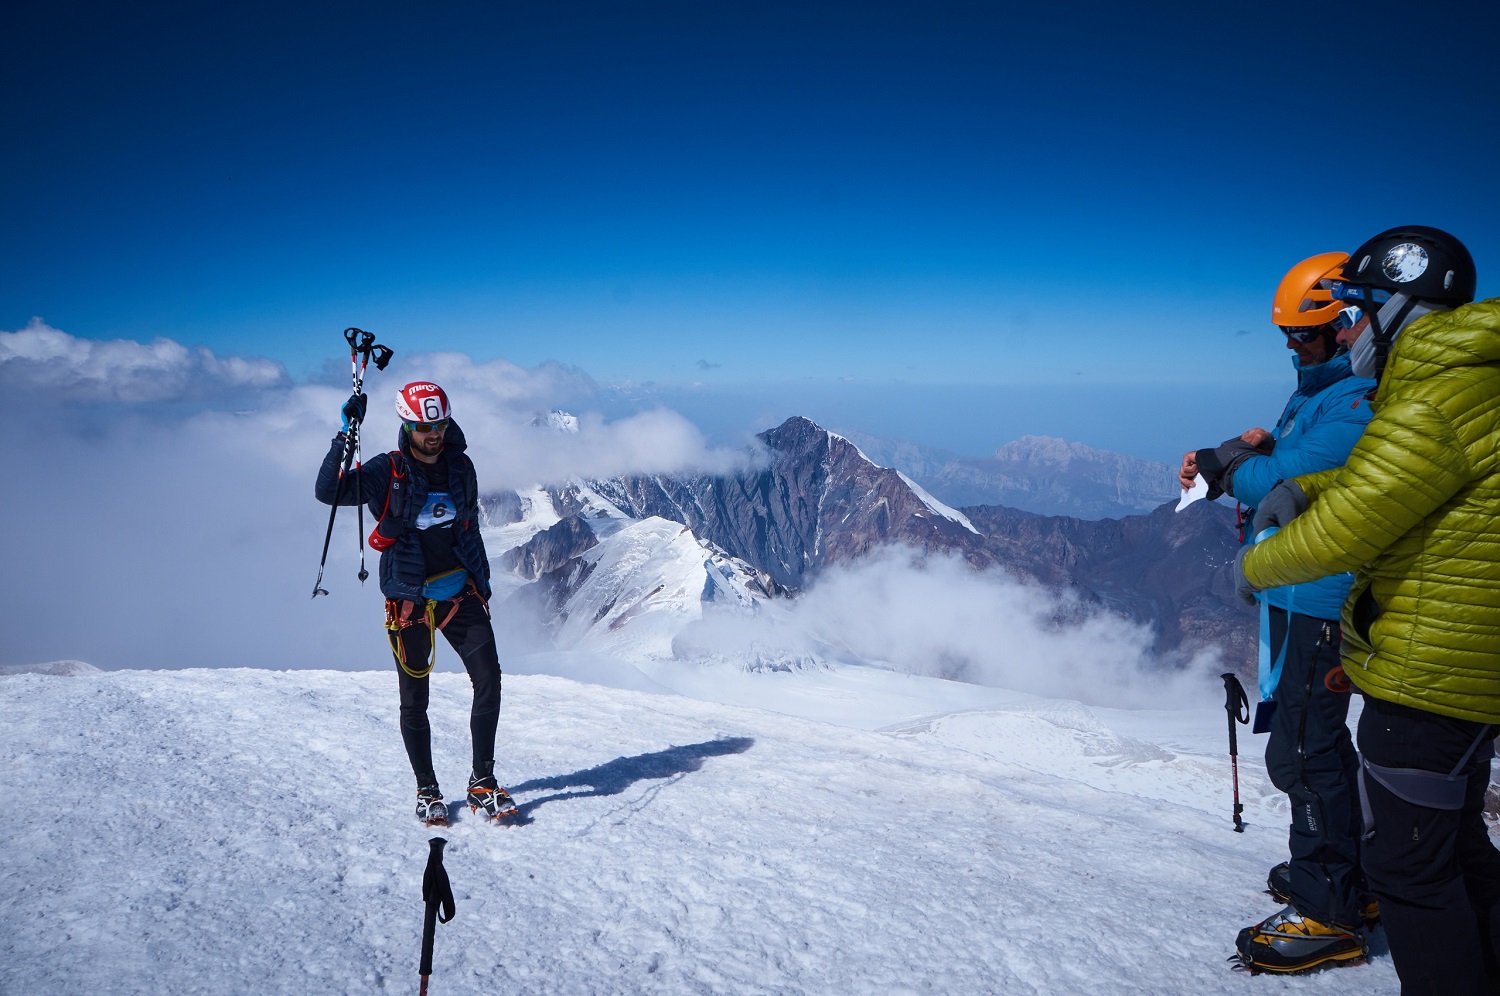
[1367,292,1439,379]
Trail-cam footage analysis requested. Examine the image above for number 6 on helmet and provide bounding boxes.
[397,383,452,425]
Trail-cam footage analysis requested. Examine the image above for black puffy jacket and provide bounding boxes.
[315,420,492,602]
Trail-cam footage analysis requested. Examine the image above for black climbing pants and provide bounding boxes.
[1358,695,1500,996]
[389,589,502,788]
[1263,608,1362,926]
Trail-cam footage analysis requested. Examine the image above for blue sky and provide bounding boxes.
[6,0,1499,462]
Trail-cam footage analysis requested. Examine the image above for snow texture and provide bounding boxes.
[1,662,1403,994]
[895,471,981,535]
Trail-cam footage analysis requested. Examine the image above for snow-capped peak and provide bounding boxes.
[529,409,580,433]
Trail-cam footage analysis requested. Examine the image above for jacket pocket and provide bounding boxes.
[1351,583,1382,646]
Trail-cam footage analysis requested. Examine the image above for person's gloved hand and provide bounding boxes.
[340,392,368,433]
[1234,546,1260,607]
[1252,480,1308,536]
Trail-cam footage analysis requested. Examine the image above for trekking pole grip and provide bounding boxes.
[1222,673,1249,727]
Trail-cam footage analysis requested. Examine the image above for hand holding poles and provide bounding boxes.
[311,327,395,598]
[420,837,456,996]
[1221,672,1250,832]
[340,392,368,432]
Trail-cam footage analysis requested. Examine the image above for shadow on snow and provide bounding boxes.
[506,737,756,823]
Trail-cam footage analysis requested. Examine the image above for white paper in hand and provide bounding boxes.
[1176,474,1209,512]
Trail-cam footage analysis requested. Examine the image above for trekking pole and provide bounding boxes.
[1221,672,1250,832]
[346,330,395,584]
[311,330,368,597]
[348,329,376,584]
[310,329,394,597]
[419,837,456,995]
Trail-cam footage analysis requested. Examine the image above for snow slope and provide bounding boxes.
[2,666,1400,994]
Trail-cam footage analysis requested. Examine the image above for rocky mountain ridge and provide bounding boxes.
[483,415,1253,671]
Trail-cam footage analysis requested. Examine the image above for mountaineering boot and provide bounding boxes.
[416,784,449,827]
[1233,904,1366,974]
[467,773,519,823]
[1266,861,1381,927]
[1265,861,1289,902]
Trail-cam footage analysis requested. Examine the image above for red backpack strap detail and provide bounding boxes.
[368,451,407,552]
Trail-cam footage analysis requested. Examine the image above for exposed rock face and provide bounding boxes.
[501,515,599,581]
[963,500,1254,667]
[582,416,993,589]
[839,430,1176,519]
[576,416,1252,669]
[484,489,524,526]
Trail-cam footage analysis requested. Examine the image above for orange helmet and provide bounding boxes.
[1271,252,1350,328]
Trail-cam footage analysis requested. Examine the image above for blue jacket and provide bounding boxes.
[1234,353,1374,618]
[315,420,492,602]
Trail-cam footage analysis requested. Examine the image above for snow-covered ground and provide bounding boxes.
[2,660,1402,994]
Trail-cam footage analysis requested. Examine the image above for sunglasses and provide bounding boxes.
[1333,306,1364,331]
[403,418,450,433]
[1279,325,1328,344]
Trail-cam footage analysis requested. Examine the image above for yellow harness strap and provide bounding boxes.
[385,597,440,679]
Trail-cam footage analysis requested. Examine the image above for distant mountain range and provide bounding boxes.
[837,430,1176,519]
[483,416,1252,675]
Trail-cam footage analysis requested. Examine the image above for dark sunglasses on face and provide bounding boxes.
[1279,325,1328,344]
[1333,306,1364,331]
[404,418,450,433]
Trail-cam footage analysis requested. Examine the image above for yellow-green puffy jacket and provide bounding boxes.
[1243,296,1500,723]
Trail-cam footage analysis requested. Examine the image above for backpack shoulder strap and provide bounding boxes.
[378,451,407,520]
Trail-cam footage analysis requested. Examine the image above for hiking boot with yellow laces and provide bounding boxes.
[1233,905,1367,974]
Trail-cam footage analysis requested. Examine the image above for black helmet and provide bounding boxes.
[1337,225,1476,307]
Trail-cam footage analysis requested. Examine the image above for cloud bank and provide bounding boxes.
[680,546,1218,710]
[0,324,754,669]
[1,318,289,402]
[796,547,1217,708]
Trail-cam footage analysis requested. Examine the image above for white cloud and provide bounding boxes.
[365,349,757,490]
[0,318,288,402]
[389,350,598,409]
[686,546,1219,710]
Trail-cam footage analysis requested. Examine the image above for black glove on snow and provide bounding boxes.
[1251,481,1308,536]
[340,392,368,432]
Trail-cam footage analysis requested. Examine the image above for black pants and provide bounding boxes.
[1263,608,1362,925]
[1359,695,1500,996]
[389,590,502,788]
